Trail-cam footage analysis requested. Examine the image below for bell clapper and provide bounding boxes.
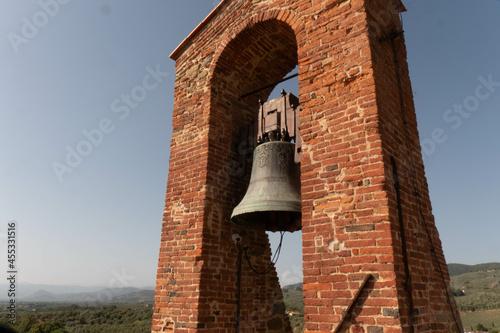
[232,233,242,244]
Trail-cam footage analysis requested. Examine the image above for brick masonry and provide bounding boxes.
[152,0,463,332]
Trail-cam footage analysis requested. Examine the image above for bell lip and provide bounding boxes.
[230,211,302,232]
[230,140,302,232]
[231,202,302,219]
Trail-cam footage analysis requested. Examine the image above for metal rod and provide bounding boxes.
[236,246,243,333]
[240,73,299,99]
[333,274,372,333]
[391,156,415,332]
[281,90,289,138]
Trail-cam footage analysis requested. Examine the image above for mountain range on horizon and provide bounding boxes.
[0,283,155,302]
[0,286,155,304]
[26,287,153,303]
[447,262,500,276]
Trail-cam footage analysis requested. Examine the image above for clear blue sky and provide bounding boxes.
[0,1,499,289]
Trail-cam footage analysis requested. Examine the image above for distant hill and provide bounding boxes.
[20,287,154,304]
[0,283,110,299]
[282,283,304,313]
[0,283,155,301]
[283,283,302,290]
[111,289,155,303]
[448,263,500,277]
[449,268,500,311]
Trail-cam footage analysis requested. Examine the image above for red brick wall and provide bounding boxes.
[153,1,462,332]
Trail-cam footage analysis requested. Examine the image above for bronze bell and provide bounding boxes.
[231,140,301,232]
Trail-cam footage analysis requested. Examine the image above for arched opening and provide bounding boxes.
[205,19,303,331]
[209,18,300,231]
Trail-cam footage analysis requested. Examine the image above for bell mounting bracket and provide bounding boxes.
[257,90,302,163]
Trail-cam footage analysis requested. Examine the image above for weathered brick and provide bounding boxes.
[153,0,462,332]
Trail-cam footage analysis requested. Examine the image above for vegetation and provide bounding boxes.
[282,283,304,333]
[449,263,500,277]
[460,310,500,332]
[0,303,153,333]
[450,269,500,311]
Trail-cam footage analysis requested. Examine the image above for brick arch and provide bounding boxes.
[207,17,302,222]
[195,13,306,333]
[209,9,305,80]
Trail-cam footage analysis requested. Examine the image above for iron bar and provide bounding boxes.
[239,73,298,99]
[333,274,372,333]
[391,156,416,332]
[236,246,242,333]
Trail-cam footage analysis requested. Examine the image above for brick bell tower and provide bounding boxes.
[152,1,463,332]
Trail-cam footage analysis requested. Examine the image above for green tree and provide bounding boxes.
[477,323,488,331]
[17,315,36,332]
